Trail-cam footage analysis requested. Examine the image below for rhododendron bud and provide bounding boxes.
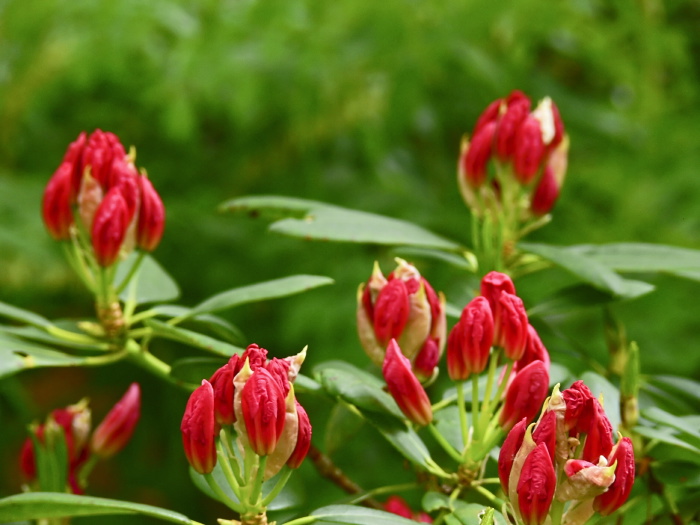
[513,115,546,185]
[500,360,549,431]
[462,121,497,187]
[209,354,241,426]
[594,436,636,515]
[532,410,557,464]
[91,187,130,267]
[384,495,413,519]
[497,292,529,360]
[137,174,165,251]
[515,325,551,373]
[287,401,312,469]
[91,383,140,458]
[495,92,531,160]
[383,339,432,426]
[580,399,614,464]
[80,130,127,190]
[480,272,516,344]
[517,442,556,525]
[558,457,616,502]
[62,131,87,201]
[241,368,287,456]
[473,97,502,136]
[498,417,528,492]
[446,296,494,381]
[413,337,440,382]
[357,260,445,373]
[181,380,217,474]
[561,380,596,432]
[531,137,568,216]
[42,163,74,240]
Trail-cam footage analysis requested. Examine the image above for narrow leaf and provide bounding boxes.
[0,301,51,328]
[145,319,243,357]
[363,411,433,469]
[310,504,418,524]
[567,243,700,276]
[0,492,199,524]
[116,254,180,305]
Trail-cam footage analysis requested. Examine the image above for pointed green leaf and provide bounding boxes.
[642,408,700,443]
[526,284,618,318]
[0,301,51,328]
[635,426,700,456]
[325,403,365,457]
[363,411,433,469]
[116,254,180,305]
[145,319,244,357]
[170,357,225,384]
[309,504,419,524]
[0,492,199,524]
[187,275,334,318]
[315,362,404,419]
[152,306,246,345]
[393,247,478,272]
[518,242,655,299]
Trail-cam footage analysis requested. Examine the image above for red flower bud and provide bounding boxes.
[241,343,269,370]
[532,411,557,464]
[91,383,140,458]
[241,368,287,456]
[497,292,529,360]
[472,97,502,136]
[80,130,127,190]
[500,360,549,431]
[594,436,636,515]
[517,442,556,525]
[530,165,559,216]
[209,355,241,426]
[384,495,413,519]
[91,187,129,267]
[446,296,494,381]
[462,121,497,187]
[181,380,217,474]
[561,380,595,432]
[513,116,545,185]
[62,132,87,201]
[580,399,614,464]
[137,175,165,251]
[373,278,411,345]
[286,402,312,469]
[498,417,528,492]
[383,339,432,426]
[42,163,74,240]
[480,272,516,343]
[515,325,551,373]
[413,337,440,382]
[495,93,531,160]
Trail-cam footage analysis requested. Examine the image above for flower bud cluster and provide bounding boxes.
[447,271,550,431]
[20,383,140,494]
[42,130,165,267]
[458,91,568,219]
[499,381,635,524]
[384,495,433,523]
[181,344,312,480]
[357,259,446,382]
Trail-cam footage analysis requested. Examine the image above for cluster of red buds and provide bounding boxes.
[499,381,635,525]
[384,495,433,523]
[20,383,140,494]
[357,259,446,382]
[42,130,165,267]
[181,344,312,480]
[458,90,568,219]
[447,271,550,432]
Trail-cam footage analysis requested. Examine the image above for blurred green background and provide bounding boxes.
[1,0,699,522]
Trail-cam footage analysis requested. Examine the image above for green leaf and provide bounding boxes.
[309,504,419,524]
[363,411,434,469]
[393,247,478,272]
[518,242,655,299]
[567,243,700,279]
[294,373,323,394]
[325,403,365,457]
[152,306,246,345]
[0,300,51,328]
[187,275,335,318]
[116,254,180,305]
[653,461,700,487]
[433,405,467,453]
[222,195,463,251]
[644,375,700,413]
[449,505,506,525]
[315,362,404,419]
[0,324,104,351]
[527,284,619,318]
[0,492,199,524]
[145,319,244,357]
[642,407,700,443]
[170,357,225,384]
[635,426,700,457]
[0,333,103,379]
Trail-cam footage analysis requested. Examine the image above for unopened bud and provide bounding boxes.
[286,402,312,469]
[42,163,74,240]
[593,436,636,515]
[241,368,287,456]
[91,187,129,267]
[137,174,165,251]
[500,360,549,431]
[447,296,494,381]
[382,339,433,426]
[181,380,217,474]
[513,116,545,185]
[91,383,140,458]
[517,442,556,525]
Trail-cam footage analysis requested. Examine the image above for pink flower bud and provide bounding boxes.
[497,292,529,360]
[286,402,312,469]
[513,116,545,185]
[500,360,549,431]
[80,130,127,190]
[241,368,287,456]
[91,383,140,458]
[495,92,531,160]
[561,380,595,432]
[446,296,494,381]
[91,187,129,267]
[580,399,614,464]
[241,343,269,370]
[209,355,241,426]
[373,278,411,345]
[530,165,559,216]
[531,411,557,464]
[382,339,432,426]
[384,495,413,519]
[517,442,556,525]
[594,436,636,515]
[413,337,440,382]
[480,272,516,344]
[472,97,502,136]
[42,163,74,240]
[181,380,217,474]
[498,417,528,492]
[137,175,165,251]
[462,121,497,187]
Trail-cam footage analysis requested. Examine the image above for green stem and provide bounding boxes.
[115,251,146,295]
[477,349,500,436]
[473,485,504,508]
[249,455,267,506]
[204,472,243,513]
[428,423,462,463]
[45,325,106,347]
[261,467,293,506]
[471,374,480,439]
[431,394,457,413]
[63,242,95,292]
[216,443,242,495]
[492,360,514,406]
[128,308,161,326]
[347,482,419,505]
[549,499,565,525]
[456,381,469,451]
[281,517,317,525]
